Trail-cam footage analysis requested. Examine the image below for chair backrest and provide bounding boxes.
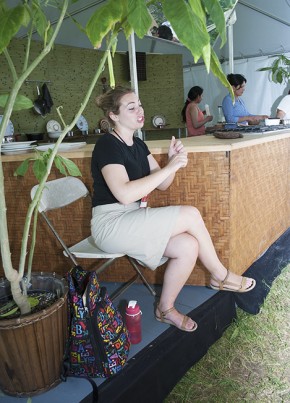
[31,176,89,212]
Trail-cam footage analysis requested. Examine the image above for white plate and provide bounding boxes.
[76,115,88,131]
[34,142,86,152]
[0,115,14,136]
[46,120,61,133]
[152,115,166,127]
[2,147,33,155]
[1,145,34,151]
[2,141,36,148]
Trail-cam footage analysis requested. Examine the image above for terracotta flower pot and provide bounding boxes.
[0,272,68,397]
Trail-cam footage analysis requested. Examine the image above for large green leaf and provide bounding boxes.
[0,94,34,111]
[163,0,210,63]
[32,159,47,182]
[86,0,123,48]
[0,4,29,53]
[210,49,233,95]
[54,155,68,176]
[13,158,31,177]
[201,42,211,73]
[55,155,82,176]
[32,1,54,44]
[202,0,226,46]
[118,0,133,39]
[189,0,207,26]
[127,0,152,38]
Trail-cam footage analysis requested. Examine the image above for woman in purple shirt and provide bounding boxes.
[222,74,268,125]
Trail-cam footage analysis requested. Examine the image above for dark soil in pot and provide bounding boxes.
[0,290,58,320]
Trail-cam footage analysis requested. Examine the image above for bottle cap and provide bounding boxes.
[126,300,141,316]
[128,300,137,309]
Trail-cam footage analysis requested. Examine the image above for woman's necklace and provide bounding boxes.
[112,128,133,146]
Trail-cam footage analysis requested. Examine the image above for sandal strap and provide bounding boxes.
[160,306,175,318]
[221,269,230,285]
[218,274,252,291]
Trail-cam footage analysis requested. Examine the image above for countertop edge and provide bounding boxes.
[1,130,290,162]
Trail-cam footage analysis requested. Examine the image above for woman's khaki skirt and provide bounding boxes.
[91,202,180,270]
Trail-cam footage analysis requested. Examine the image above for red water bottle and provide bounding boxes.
[125,300,142,344]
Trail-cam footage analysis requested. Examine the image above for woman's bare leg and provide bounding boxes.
[157,233,199,330]
[170,205,253,289]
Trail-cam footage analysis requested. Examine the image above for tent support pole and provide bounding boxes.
[128,32,142,139]
[228,24,234,73]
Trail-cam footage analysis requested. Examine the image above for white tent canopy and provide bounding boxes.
[14,0,289,63]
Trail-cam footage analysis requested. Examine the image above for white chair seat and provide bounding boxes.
[65,236,124,259]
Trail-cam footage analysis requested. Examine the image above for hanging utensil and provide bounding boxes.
[33,86,46,116]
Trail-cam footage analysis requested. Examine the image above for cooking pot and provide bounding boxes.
[33,86,47,116]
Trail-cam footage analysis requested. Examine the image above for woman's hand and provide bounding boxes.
[168,136,185,159]
[167,136,188,171]
[248,115,269,125]
[167,150,188,171]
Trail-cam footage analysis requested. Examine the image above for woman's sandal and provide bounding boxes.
[210,269,256,293]
[155,305,198,332]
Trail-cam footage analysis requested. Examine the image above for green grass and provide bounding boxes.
[165,264,290,403]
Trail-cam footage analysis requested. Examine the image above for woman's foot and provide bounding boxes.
[155,304,198,332]
[210,269,256,293]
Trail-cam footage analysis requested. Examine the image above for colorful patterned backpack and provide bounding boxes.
[63,265,131,379]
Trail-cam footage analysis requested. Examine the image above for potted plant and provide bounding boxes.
[0,0,231,397]
[257,53,290,84]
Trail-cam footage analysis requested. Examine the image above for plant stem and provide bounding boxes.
[0,0,69,315]
[20,30,117,292]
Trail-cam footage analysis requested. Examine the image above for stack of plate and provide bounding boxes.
[1,141,36,155]
[34,142,86,152]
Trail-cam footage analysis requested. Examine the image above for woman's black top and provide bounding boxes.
[91,133,151,207]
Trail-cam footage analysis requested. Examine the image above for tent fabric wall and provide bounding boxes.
[184,52,290,125]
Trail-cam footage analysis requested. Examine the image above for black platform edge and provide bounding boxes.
[234,227,290,314]
[81,291,236,403]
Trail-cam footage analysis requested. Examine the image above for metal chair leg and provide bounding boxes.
[109,274,139,301]
[128,257,157,297]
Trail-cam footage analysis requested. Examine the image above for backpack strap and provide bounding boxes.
[61,373,99,402]
[61,266,99,402]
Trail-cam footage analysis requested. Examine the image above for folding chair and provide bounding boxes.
[31,176,165,300]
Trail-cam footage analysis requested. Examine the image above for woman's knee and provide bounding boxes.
[180,205,202,221]
[166,233,198,263]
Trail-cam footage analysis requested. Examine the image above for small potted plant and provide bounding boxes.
[257,54,290,84]
[0,0,230,397]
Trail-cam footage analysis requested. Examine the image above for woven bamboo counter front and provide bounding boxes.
[1,130,290,286]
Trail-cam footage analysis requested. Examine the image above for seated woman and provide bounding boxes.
[276,89,290,120]
[91,86,256,333]
[222,73,268,125]
[181,86,213,136]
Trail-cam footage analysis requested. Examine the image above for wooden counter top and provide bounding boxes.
[146,129,290,153]
[2,129,290,162]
